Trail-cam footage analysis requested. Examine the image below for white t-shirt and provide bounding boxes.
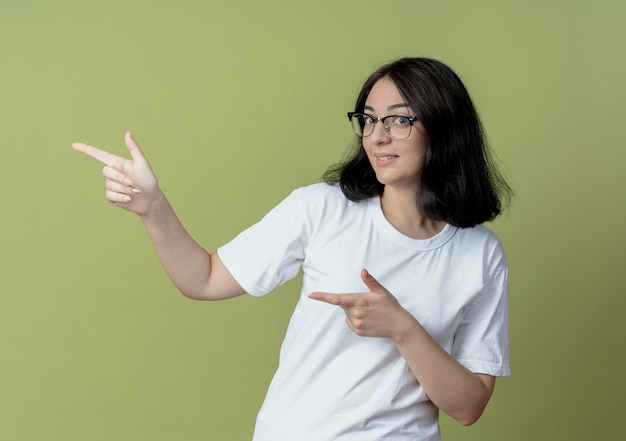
[218,183,510,441]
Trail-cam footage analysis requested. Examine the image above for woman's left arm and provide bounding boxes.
[309,269,495,426]
[390,304,495,426]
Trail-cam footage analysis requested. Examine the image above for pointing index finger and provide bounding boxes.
[72,142,124,168]
[309,292,356,307]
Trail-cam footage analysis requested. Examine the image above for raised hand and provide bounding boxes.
[73,132,159,216]
[308,269,413,341]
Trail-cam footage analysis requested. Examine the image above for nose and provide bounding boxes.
[369,120,392,144]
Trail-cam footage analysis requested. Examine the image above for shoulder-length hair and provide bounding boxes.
[323,57,512,228]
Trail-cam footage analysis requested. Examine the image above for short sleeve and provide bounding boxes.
[217,188,310,297]
[451,268,510,377]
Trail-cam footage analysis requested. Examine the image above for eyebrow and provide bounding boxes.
[364,103,411,112]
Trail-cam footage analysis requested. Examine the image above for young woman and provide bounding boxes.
[74,57,512,441]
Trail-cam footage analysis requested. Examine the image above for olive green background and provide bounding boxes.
[1,1,624,440]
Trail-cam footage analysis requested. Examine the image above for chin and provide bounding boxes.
[376,175,421,191]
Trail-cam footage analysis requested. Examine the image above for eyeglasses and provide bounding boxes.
[347,112,419,140]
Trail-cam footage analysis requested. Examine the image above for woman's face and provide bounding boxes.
[362,77,429,192]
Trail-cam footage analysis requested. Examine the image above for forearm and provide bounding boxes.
[392,313,494,426]
[139,191,214,299]
[74,133,242,300]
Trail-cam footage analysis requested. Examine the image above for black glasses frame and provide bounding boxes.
[347,112,418,139]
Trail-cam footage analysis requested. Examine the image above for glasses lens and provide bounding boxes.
[350,114,365,137]
[384,116,412,140]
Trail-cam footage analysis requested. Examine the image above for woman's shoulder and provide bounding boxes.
[456,224,501,242]
[281,183,367,223]
[287,182,353,206]
[452,224,507,270]
[290,182,342,197]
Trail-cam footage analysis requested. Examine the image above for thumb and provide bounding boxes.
[361,268,385,293]
[124,131,147,162]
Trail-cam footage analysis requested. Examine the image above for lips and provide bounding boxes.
[375,153,399,164]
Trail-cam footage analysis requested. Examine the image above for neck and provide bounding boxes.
[380,186,446,239]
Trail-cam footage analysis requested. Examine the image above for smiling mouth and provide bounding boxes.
[377,155,397,160]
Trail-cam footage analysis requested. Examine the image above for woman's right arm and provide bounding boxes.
[73,131,245,301]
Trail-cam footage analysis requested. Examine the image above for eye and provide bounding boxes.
[391,116,411,127]
[363,115,376,125]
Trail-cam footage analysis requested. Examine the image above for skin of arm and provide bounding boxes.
[73,132,245,301]
[138,191,244,300]
[309,269,495,426]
